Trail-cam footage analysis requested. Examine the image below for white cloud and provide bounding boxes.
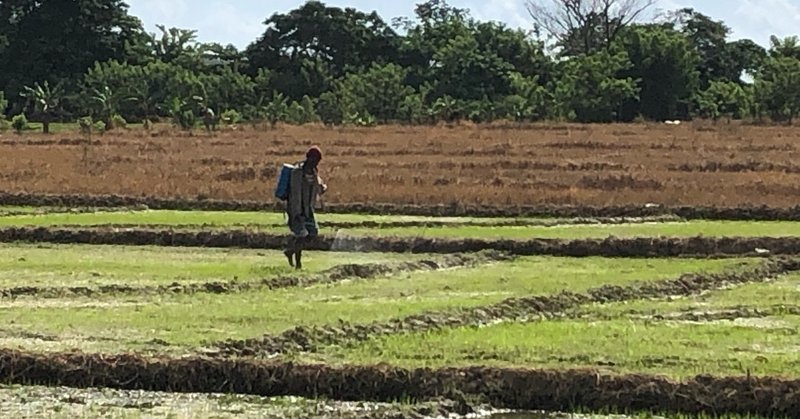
[195,2,264,46]
[469,0,532,29]
[731,0,800,43]
[122,0,800,49]
[127,0,190,27]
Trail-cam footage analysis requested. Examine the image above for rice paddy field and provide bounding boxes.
[1,123,799,418]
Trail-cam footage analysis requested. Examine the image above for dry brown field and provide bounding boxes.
[2,121,800,207]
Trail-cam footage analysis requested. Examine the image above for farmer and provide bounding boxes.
[283,146,327,269]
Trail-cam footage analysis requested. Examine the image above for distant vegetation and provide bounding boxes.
[1,0,799,131]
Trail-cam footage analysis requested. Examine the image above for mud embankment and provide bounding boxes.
[6,191,800,220]
[1,227,799,257]
[0,349,797,417]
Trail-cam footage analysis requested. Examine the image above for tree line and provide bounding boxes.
[1,0,799,133]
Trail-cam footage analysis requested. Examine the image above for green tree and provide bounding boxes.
[316,91,343,126]
[148,25,200,64]
[0,91,7,115]
[754,56,800,123]
[337,63,415,123]
[90,86,133,128]
[668,8,766,86]
[695,80,752,121]
[20,81,65,134]
[670,8,729,87]
[0,0,144,111]
[265,92,289,128]
[553,51,639,122]
[198,67,256,114]
[615,24,700,121]
[430,95,459,123]
[0,91,8,130]
[768,36,800,60]
[502,73,550,121]
[83,60,201,121]
[402,2,550,103]
[245,1,398,99]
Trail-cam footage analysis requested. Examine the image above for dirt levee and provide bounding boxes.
[0,349,797,416]
[2,227,799,257]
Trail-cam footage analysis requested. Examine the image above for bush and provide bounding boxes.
[0,91,7,115]
[286,98,320,125]
[316,91,342,125]
[11,114,28,134]
[110,114,127,130]
[0,117,9,132]
[178,110,196,130]
[221,109,242,125]
[93,120,107,133]
[78,116,94,134]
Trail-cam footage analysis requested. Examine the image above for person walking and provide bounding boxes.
[283,146,327,269]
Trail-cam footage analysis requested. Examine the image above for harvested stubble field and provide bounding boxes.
[4,122,800,208]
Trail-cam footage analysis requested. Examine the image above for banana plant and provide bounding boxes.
[91,86,135,128]
[21,81,65,134]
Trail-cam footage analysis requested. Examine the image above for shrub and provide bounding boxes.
[93,120,107,134]
[110,114,127,130]
[316,91,342,125]
[11,114,28,134]
[78,116,94,134]
[0,91,7,115]
[221,109,242,125]
[0,117,9,132]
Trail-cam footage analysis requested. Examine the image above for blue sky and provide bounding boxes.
[126,0,800,49]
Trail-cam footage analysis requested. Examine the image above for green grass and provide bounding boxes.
[324,314,800,379]
[321,269,800,379]
[576,271,800,320]
[17,122,145,134]
[2,210,800,239]
[0,257,741,353]
[0,209,537,229]
[0,243,417,287]
[343,221,800,239]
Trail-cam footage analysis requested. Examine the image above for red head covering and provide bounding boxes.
[306,146,322,161]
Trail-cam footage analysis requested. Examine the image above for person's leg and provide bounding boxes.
[294,236,306,269]
[283,236,296,267]
[296,218,318,270]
